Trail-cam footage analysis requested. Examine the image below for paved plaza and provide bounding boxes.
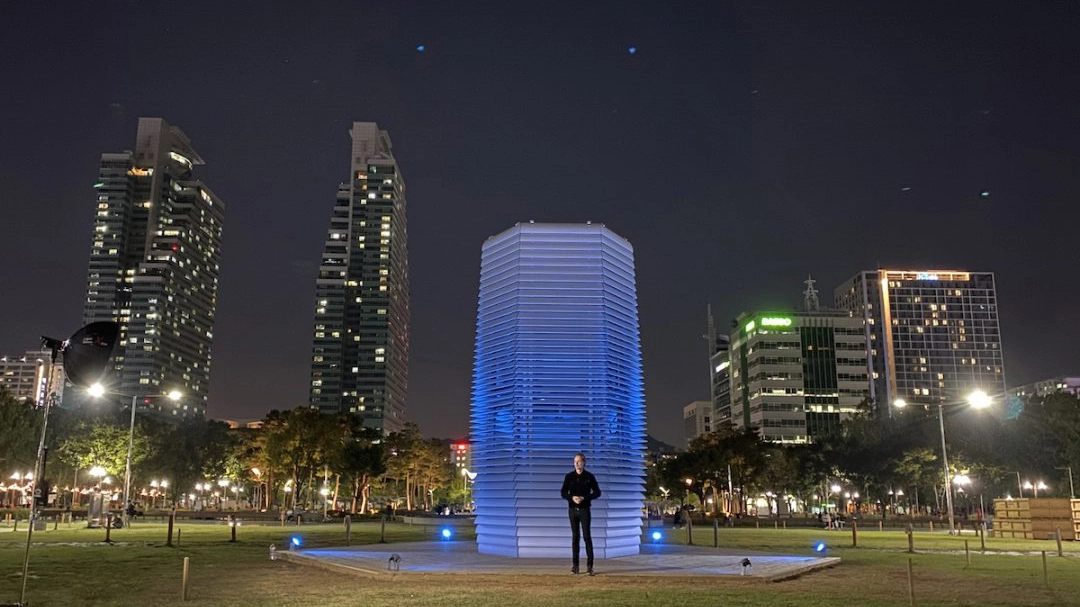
[282,541,840,581]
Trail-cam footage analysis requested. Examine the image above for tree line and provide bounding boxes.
[1,386,1076,516]
[0,387,455,514]
[653,392,1080,517]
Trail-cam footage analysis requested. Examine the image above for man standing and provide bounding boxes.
[560,452,601,575]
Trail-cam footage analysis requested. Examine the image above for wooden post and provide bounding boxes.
[380,515,387,543]
[167,508,176,547]
[181,556,190,601]
[929,520,934,533]
[964,540,970,567]
[878,520,883,532]
[906,525,914,553]
[104,514,113,543]
[979,523,986,551]
[907,558,915,606]
[774,520,778,530]
[783,520,787,530]
[177,528,181,546]
[1042,551,1049,588]
[851,520,858,548]
[755,518,759,529]
[1056,528,1063,557]
[687,514,694,545]
[229,515,237,542]
[345,515,352,546]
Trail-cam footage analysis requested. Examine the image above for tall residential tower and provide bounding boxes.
[80,118,224,417]
[309,123,409,434]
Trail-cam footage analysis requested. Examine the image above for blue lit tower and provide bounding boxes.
[470,223,646,558]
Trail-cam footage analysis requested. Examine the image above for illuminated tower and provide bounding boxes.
[470,222,646,558]
[309,122,409,434]
[80,118,224,417]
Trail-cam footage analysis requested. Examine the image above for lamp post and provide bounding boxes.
[894,389,993,535]
[1055,467,1075,499]
[88,383,181,527]
[1010,471,1023,498]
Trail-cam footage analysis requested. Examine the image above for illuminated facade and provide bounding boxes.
[0,350,64,407]
[834,270,1005,411]
[309,123,409,434]
[78,118,224,418]
[470,223,646,558]
[727,310,869,443]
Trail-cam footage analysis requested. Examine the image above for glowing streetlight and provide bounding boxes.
[87,383,182,526]
[894,390,995,535]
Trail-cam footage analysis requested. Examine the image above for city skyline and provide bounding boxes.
[3,2,1080,445]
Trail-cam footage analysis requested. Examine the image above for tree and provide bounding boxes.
[335,428,385,514]
[141,418,234,505]
[56,421,149,480]
[0,387,39,473]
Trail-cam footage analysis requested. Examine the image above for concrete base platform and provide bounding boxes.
[282,541,839,582]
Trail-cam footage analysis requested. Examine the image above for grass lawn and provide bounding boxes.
[0,518,1077,606]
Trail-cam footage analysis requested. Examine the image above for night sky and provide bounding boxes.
[3,2,1079,446]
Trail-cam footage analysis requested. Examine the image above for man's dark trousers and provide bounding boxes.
[569,506,594,571]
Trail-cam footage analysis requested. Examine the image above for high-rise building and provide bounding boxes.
[728,308,869,443]
[834,270,1006,411]
[78,118,224,417]
[0,350,64,407]
[471,222,646,558]
[706,306,732,429]
[309,122,409,434]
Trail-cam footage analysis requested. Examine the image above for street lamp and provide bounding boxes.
[1055,467,1075,499]
[894,389,994,535]
[1023,480,1048,498]
[87,383,182,526]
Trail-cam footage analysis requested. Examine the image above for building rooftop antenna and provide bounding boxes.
[803,275,820,311]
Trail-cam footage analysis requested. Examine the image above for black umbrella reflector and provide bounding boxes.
[62,322,121,388]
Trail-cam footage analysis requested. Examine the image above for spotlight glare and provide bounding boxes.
[440,527,453,540]
[650,530,662,542]
[291,536,301,547]
[813,541,827,554]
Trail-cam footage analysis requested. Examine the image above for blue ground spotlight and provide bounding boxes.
[290,536,302,548]
[812,540,827,555]
[650,530,664,543]
[440,527,453,540]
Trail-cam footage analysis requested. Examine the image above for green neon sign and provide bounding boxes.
[760,317,792,327]
[745,320,755,332]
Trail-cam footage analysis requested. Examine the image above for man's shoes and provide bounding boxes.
[587,569,595,576]
[571,566,579,574]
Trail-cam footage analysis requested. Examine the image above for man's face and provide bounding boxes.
[574,456,585,472]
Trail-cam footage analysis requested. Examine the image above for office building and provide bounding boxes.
[706,305,732,429]
[682,400,713,447]
[0,350,64,407]
[79,118,224,417]
[728,296,870,443]
[835,270,1006,411]
[1010,376,1080,399]
[471,222,646,558]
[309,122,409,434]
